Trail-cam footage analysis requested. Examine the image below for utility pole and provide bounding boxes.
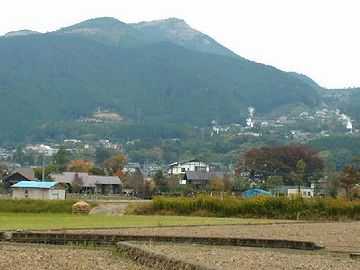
[41,150,45,181]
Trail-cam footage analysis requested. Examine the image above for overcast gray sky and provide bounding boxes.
[1,0,359,88]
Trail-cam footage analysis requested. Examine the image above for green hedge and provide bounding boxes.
[153,195,360,220]
[0,199,97,214]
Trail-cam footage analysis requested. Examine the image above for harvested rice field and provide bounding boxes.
[0,243,151,270]
[64,221,360,252]
[138,242,360,270]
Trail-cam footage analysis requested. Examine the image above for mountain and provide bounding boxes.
[4,30,39,37]
[0,17,320,142]
[131,18,239,58]
[288,72,324,93]
[56,17,153,47]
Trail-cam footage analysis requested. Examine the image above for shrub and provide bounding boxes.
[152,195,360,220]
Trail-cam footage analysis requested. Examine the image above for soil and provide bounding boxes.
[0,243,151,270]
[139,242,360,270]
[17,221,360,269]
[63,221,360,252]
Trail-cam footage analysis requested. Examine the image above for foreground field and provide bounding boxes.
[67,221,360,252]
[0,213,290,230]
[139,242,360,270]
[0,243,151,270]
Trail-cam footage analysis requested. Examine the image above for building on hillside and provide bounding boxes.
[11,181,66,200]
[51,172,122,194]
[168,159,210,175]
[3,168,37,188]
[123,162,141,173]
[181,171,230,189]
[25,144,59,156]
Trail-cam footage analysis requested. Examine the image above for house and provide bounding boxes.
[11,181,66,200]
[275,186,314,198]
[287,187,314,198]
[3,168,37,188]
[168,159,210,175]
[181,171,229,188]
[51,172,122,194]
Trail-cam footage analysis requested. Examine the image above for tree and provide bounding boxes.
[262,175,284,193]
[210,177,225,192]
[13,145,25,165]
[72,172,84,193]
[338,166,360,200]
[166,174,180,190]
[290,159,305,194]
[325,169,340,198]
[95,146,119,165]
[237,145,324,185]
[223,174,234,192]
[89,166,106,176]
[67,159,95,173]
[103,154,127,176]
[234,174,251,192]
[122,168,145,196]
[33,164,58,180]
[153,170,167,192]
[143,180,153,198]
[53,145,69,172]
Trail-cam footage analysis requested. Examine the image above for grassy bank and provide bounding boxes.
[0,213,288,230]
[152,195,360,220]
[0,199,97,214]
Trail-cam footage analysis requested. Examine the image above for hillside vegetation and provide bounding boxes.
[0,17,319,142]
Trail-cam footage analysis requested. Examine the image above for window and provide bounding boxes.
[24,190,28,198]
[308,192,311,197]
[181,168,185,172]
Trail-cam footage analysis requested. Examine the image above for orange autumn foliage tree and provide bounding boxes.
[67,159,95,173]
[104,154,127,176]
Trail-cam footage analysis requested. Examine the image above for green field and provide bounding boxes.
[0,213,291,230]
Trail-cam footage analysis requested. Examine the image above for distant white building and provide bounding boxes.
[287,187,314,198]
[26,144,58,156]
[168,159,210,175]
[274,186,315,198]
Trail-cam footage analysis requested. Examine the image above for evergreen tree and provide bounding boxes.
[53,145,69,172]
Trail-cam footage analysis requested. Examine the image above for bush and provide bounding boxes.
[0,199,97,214]
[124,202,154,215]
[152,195,360,220]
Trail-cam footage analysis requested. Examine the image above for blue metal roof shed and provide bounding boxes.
[11,181,66,200]
[11,181,58,189]
[242,189,272,197]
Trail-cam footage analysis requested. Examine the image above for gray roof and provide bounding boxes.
[184,171,228,181]
[6,168,37,180]
[170,159,207,167]
[51,172,121,187]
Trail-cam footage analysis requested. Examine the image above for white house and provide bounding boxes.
[168,159,210,175]
[287,187,314,198]
[11,181,66,200]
